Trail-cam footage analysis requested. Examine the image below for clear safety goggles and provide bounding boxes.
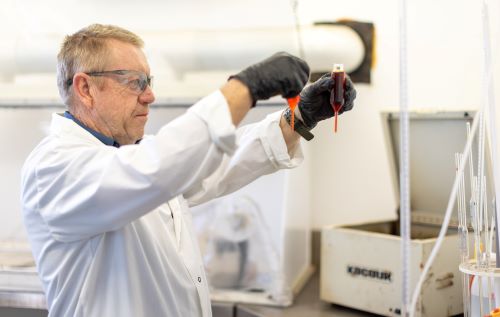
[67,70,154,94]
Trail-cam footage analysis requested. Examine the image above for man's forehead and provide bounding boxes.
[105,39,150,73]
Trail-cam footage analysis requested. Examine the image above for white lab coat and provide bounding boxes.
[20,90,303,317]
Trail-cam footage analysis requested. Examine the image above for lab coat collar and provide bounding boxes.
[50,113,109,147]
[63,111,120,147]
[52,112,142,147]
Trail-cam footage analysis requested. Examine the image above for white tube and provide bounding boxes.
[481,0,500,268]
[399,0,411,315]
[477,109,487,270]
[468,122,475,194]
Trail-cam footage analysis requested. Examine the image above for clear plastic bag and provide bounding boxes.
[192,195,291,303]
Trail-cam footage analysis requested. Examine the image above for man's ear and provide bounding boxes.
[72,73,94,109]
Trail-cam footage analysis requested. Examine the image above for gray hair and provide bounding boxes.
[56,24,144,105]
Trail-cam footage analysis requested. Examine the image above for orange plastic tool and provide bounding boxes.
[287,95,300,131]
[491,308,500,317]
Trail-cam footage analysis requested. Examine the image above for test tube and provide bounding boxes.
[330,64,345,133]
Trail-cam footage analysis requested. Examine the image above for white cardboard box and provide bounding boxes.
[320,111,474,317]
[321,220,461,316]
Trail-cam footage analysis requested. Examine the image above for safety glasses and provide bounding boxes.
[67,70,153,94]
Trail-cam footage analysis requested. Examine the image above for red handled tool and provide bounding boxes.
[286,95,300,131]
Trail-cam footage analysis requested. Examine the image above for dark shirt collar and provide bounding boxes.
[63,111,121,148]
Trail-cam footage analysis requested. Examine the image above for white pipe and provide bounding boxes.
[0,25,366,82]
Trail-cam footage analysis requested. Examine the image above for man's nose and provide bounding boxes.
[139,86,155,104]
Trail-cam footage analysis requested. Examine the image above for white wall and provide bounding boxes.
[1,0,500,231]
[305,0,500,228]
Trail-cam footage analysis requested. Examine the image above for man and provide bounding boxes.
[20,24,356,316]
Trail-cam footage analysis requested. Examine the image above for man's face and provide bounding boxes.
[90,39,155,145]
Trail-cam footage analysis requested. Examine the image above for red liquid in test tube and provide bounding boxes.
[330,64,345,133]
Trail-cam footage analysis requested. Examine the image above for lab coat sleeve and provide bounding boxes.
[185,110,304,207]
[21,91,236,242]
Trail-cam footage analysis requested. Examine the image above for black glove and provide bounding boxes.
[230,52,310,106]
[298,73,357,128]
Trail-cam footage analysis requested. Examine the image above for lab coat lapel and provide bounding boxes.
[167,197,211,316]
[167,198,183,250]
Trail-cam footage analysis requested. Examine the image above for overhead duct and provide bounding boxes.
[0,24,365,83]
[148,24,365,78]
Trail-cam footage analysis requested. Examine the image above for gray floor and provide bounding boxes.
[0,308,47,317]
[236,273,381,317]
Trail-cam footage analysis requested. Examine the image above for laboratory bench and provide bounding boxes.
[0,273,467,317]
[0,233,464,317]
[0,273,385,317]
